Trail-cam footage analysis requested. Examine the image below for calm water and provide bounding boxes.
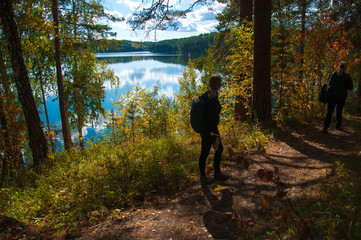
[41,51,200,147]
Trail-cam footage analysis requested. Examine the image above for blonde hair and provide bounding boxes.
[208,74,222,91]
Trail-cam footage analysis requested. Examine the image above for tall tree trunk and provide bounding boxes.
[253,0,272,121]
[52,0,73,151]
[0,44,24,172]
[298,0,306,86]
[0,91,9,176]
[72,0,85,150]
[0,0,48,167]
[38,68,56,153]
[235,0,253,120]
[239,0,253,22]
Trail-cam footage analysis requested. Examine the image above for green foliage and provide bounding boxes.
[292,158,361,239]
[271,1,355,122]
[174,60,202,135]
[111,84,172,142]
[221,22,254,121]
[0,135,199,233]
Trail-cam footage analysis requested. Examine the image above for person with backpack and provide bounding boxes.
[323,62,353,133]
[194,74,229,184]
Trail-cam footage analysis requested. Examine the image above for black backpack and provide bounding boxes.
[190,96,206,133]
[318,73,332,103]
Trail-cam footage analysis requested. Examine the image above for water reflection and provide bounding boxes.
[41,52,200,147]
[97,51,203,66]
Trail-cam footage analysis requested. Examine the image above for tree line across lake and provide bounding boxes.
[94,32,216,54]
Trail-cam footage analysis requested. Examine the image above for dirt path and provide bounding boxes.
[75,117,361,240]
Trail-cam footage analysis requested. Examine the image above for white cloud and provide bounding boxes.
[159,85,175,98]
[115,0,142,11]
[103,0,225,41]
[104,9,124,19]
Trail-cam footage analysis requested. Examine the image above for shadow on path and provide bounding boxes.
[201,185,240,239]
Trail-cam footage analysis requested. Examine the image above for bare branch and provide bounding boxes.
[128,0,214,39]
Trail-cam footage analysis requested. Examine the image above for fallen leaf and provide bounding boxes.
[298,221,311,240]
[257,169,273,182]
[241,158,250,169]
[228,148,234,158]
[276,188,286,198]
[261,195,271,209]
[263,171,274,182]
[281,209,293,222]
[213,185,230,192]
[257,169,265,179]
[236,220,244,229]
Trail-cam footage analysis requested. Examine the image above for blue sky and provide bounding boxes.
[101,0,225,41]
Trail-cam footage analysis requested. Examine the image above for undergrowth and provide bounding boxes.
[0,135,200,235]
[291,157,361,240]
[0,122,267,236]
[2,118,360,239]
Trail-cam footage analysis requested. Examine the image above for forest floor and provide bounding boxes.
[2,117,361,240]
[75,117,361,240]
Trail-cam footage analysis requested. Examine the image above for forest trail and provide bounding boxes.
[77,117,361,240]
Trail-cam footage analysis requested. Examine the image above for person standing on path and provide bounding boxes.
[323,62,353,133]
[199,74,229,184]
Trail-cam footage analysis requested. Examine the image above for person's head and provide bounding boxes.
[338,62,347,73]
[208,74,222,93]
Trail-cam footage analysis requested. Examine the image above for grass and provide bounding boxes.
[0,134,201,235]
[0,121,266,236]
[1,118,360,239]
[290,157,361,240]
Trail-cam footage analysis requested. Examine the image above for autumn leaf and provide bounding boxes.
[237,220,244,229]
[297,219,311,240]
[225,212,234,221]
[257,169,265,179]
[213,185,230,191]
[281,209,293,222]
[276,188,286,198]
[227,147,234,158]
[257,169,273,182]
[261,195,271,209]
[241,158,250,169]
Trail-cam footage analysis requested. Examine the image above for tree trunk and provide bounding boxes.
[298,0,306,86]
[0,0,48,167]
[253,0,272,121]
[239,0,253,22]
[39,68,56,153]
[52,0,73,151]
[235,0,253,120]
[0,44,24,172]
[0,92,9,176]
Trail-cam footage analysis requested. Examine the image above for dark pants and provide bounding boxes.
[199,133,223,176]
[323,96,346,130]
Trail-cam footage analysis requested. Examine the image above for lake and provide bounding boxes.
[41,51,201,147]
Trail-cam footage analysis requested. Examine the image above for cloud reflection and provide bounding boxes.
[43,55,191,147]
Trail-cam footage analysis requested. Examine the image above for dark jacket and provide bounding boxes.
[201,91,221,135]
[328,71,353,101]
